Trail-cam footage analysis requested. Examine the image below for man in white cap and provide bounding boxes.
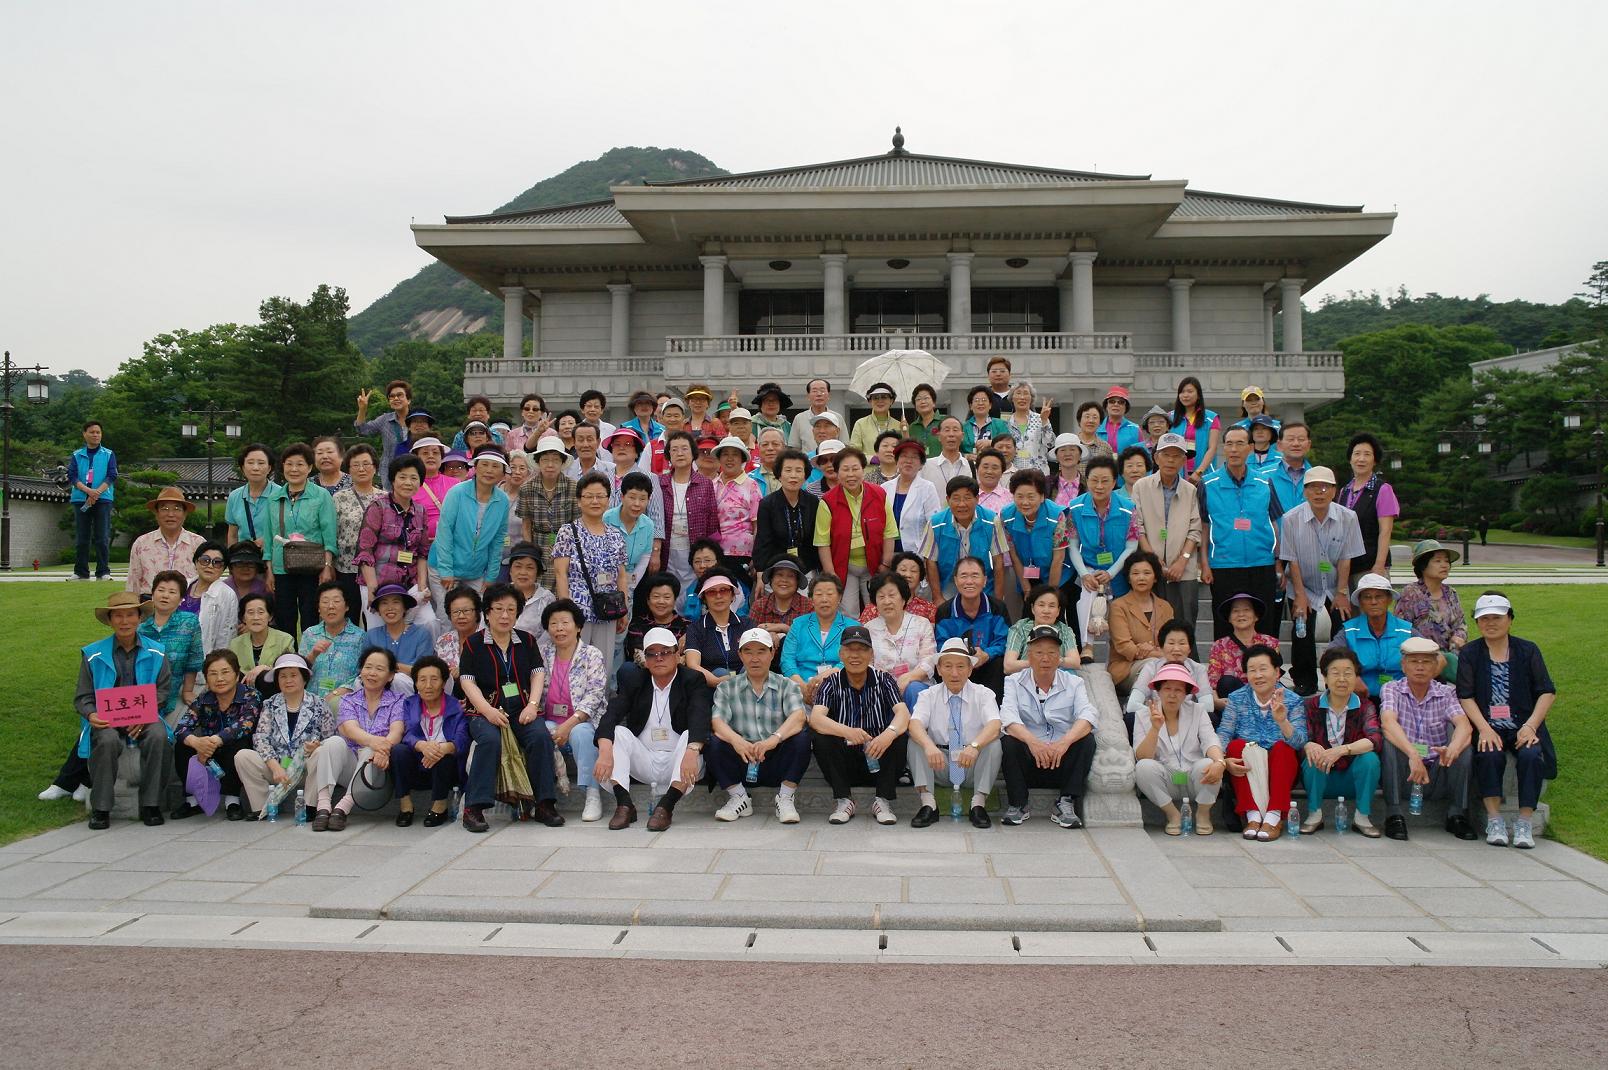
[1279,465,1364,695]
[787,377,842,453]
[594,626,712,832]
[1378,635,1477,841]
[1330,573,1418,696]
[999,624,1099,828]
[1130,432,1203,644]
[708,628,812,823]
[907,638,1002,828]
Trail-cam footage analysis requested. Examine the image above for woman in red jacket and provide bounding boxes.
[812,447,896,618]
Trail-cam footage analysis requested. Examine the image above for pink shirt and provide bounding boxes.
[978,486,1011,514]
[545,658,573,724]
[713,475,761,557]
[418,472,461,542]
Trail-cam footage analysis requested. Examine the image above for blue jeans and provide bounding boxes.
[1301,750,1381,815]
[74,499,112,578]
[559,720,598,789]
[464,715,556,808]
[902,680,931,710]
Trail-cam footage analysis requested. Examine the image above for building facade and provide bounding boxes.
[414,133,1394,424]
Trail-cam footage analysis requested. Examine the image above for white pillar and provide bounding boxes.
[1167,278,1194,353]
[947,252,974,335]
[500,286,524,359]
[1057,278,1076,335]
[700,256,728,336]
[1280,277,1306,353]
[608,284,633,358]
[1068,252,1097,333]
[821,253,848,336]
[527,290,542,360]
[1264,295,1277,353]
[724,281,740,336]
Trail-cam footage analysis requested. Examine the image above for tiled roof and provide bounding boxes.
[1171,190,1361,218]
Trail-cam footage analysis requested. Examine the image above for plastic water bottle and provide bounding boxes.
[263,797,278,823]
[745,761,761,785]
[448,788,461,820]
[1294,614,1307,639]
[294,789,307,826]
[1408,783,1424,816]
[1286,802,1300,839]
[1335,795,1351,834]
[205,759,225,779]
[865,753,880,774]
[1179,796,1194,836]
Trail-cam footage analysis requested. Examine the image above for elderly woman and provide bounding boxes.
[269,442,338,639]
[1340,431,1399,580]
[905,383,946,458]
[1003,381,1055,472]
[782,572,856,705]
[1107,552,1174,687]
[847,381,905,456]
[1298,647,1383,835]
[1218,644,1306,841]
[224,443,282,551]
[184,541,238,657]
[1126,620,1217,735]
[1117,445,1154,493]
[505,541,555,635]
[866,430,902,486]
[885,439,941,556]
[225,541,272,602]
[172,650,263,821]
[307,647,407,831]
[961,386,1013,459]
[138,571,204,722]
[861,551,938,624]
[752,557,812,642]
[813,446,895,617]
[658,429,719,590]
[516,435,578,588]
[684,572,753,687]
[1004,586,1080,674]
[1458,591,1557,850]
[1396,538,1468,681]
[434,585,482,690]
[235,653,337,820]
[312,435,352,495]
[1073,402,1117,478]
[391,655,467,827]
[551,471,630,655]
[536,599,609,822]
[1133,662,1226,835]
[1139,405,1171,452]
[864,570,938,710]
[1046,433,1084,508]
[1207,593,1279,699]
[975,449,1011,515]
[363,584,434,677]
[625,573,687,666]
[711,437,761,574]
[354,453,432,627]
[499,449,531,568]
[229,592,294,696]
[331,443,382,625]
[299,582,365,704]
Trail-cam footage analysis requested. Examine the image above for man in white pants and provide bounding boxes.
[593,627,712,832]
[907,638,1003,829]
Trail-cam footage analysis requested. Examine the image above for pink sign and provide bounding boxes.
[95,684,160,727]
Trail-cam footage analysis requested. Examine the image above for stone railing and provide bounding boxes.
[1134,351,1343,370]
[464,356,664,376]
[665,331,1132,355]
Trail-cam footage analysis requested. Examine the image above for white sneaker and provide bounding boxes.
[1486,816,1509,846]
[829,798,856,824]
[774,794,800,824]
[715,794,753,822]
[581,789,603,823]
[1512,818,1535,849]
[872,798,897,825]
[72,785,90,803]
[37,785,71,801]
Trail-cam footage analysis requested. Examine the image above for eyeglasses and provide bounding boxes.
[645,648,676,658]
[197,556,226,566]
[449,606,478,616]
[522,404,543,412]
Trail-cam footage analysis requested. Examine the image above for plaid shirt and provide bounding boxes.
[1299,692,1382,771]
[713,670,806,741]
[353,495,429,590]
[815,667,902,736]
[1380,677,1464,759]
[517,476,578,577]
[750,591,814,630]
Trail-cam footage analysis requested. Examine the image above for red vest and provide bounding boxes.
[824,481,888,579]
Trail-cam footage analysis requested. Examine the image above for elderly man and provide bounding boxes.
[1278,465,1364,695]
[934,556,1009,698]
[907,637,1003,828]
[1330,573,1417,696]
[708,628,812,823]
[564,421,615,481]
[809,625,911,825]
[921,476,1008,600]
[922,417,974,487]
[74,592,173,829]
[125,487,206,599]
[751,426,787,495]
[1379,636,1477,841]
[1268,421,1314,514]
[1131,433,1203,644]
[69,420,118,581]
[595,627,712,831]
[999,625,1099,828]
[787,377,843,453]
[1199,426,1283,639]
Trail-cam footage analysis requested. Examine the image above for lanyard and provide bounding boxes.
[488,635,523,709]
[704,613,732,666]
[784,499,803,548]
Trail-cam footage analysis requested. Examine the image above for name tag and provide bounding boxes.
[889,663,910,678]
[651,727,670,742]
[1171,770,1189,787]
[1490,704,1511,720]
[396,550,414,564]
[1233,517,1252,531]
[1095,552,1114,566]
[1021,565,1040,580]
[1414,743,1430,757]
[501,682,520,699]
[1317,561,1333,573]
[787,547,799,558]
[1377,673,1393,685]
[1158,528,1167,542]
[551,703,569,719]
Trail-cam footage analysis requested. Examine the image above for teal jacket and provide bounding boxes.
[428,480,511,584]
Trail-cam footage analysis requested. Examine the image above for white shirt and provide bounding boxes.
[642,675,677,751]
[1124,657,1214,726]
[890,474,941,553]
[911,681,1001,747]
[1000,668,1099,741]
[1130,702,1218,769]
[563,453,617,481]
[922,454,973,489]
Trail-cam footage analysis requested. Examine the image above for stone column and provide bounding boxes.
[1057,278,1076,335]
[1167,277,1194,353]
[500,286,524,359]
[946,252,974,336]
[700,255,728,337]
[1264,293,1277,353]
[1068,251,1097,333]
[608,283,633,359]
[821,253,848,336]
[1280,278,1305,353]
[724,281,740,336]
[527,290,542,360]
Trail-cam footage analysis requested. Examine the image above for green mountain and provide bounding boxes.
[348,146,727,354]
[1302,287,1599,353]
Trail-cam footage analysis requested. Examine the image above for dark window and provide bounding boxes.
[971,288,1059,333]
[850,289,948,333]
[739,291,825,335]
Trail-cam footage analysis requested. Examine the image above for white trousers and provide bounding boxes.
[606,727,700,792]
[310,737,364,796]
[1134,756,1222,808]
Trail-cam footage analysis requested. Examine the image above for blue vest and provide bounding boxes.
[999,499,1064,575]
[76,635,171,758]
[1341,613,1415,694]
[1066,491,1137,597]
[928,506,999,582]
[1200,466,1277,569]
[1267,458,1309,514]
[70,446,115,503]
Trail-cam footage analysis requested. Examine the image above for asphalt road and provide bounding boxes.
[5,946,1606,1068]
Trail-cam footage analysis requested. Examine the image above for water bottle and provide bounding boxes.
[1179,796,1194,836]
[1286,802,1300,839]
[1335,795,1351,834]
[205,759,225,779]
[263,796,278,823]
[294,789,307,826]
[448,788,461,820]
[1294,614,1307,639]
[1408,783,1424,816]
[865,754,881,774]
[745,761,761,785]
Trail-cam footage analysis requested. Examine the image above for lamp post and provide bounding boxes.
[1,351,51,571]
[1562,395,1608,568]
[180,403,242,534]
[1436,429,1492,566]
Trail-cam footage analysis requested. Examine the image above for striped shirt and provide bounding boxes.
[815,667,903,736]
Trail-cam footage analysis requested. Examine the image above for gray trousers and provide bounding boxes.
[1134,755,1221,807]
[906,738,1002,793]
[89,727,172,812]
[1161,578,1200,650]
[1382,742,1471,819]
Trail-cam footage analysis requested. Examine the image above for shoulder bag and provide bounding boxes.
[570,521,627,620]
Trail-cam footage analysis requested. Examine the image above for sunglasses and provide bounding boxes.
[645,648,676,658]
[197,556,226,566]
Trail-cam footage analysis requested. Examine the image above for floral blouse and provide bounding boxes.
[1395,580,1467,651]
[535,634,609,726]
[1002,412,1053,471]
[138,611,204,715]
[252,691,337,763]
[332,486,384,574]
[176,683,262,744]
[865,612,938,679]
[713,474,762,557]
[1206,632,1281,691]
[551,520,626,622]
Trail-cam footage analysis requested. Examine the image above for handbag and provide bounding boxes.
[570,521,627,620]
[278,498,326,575]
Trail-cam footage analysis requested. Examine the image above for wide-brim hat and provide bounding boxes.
[146,486,196,515]
[813,440,845,465]
[227,543,267,573]
[532,435,569,460]
[1354,574,1395,599]
[603,427,645,452]
[1411,539,1460,566]
[752,382,792,410]
[269,652,312,684]
[95,591,155,625]
[405,410,436,427]
[713,435,750,462]
[371,583,418,610]
[764,558,805,583]
[1103,385,1131,407]
[1214,592,1265,620]
[1150,662,1199,693]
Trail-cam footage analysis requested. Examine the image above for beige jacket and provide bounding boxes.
[1129,471,1202,581]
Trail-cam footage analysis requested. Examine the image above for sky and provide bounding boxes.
[2,0,1603,379]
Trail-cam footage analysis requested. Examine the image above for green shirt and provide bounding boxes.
[712,670,806,742]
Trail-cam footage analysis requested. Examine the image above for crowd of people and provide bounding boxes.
[51,360,1558,848]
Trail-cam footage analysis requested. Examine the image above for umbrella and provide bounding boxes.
[263,750,307,813]
[495,722,534,808]
[850,349,952,417]
[184,756,221,815]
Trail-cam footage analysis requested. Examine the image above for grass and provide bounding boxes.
[3,583,1605,860]
[1479,529,1598,549]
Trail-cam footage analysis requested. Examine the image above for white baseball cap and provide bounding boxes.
[726,407,754,422]
[738,627,774,650]
[813,439,845,465]
[1154,433,1188,454]
[1354,574,1395,597]
[642,627,679,651]
[1052,432,1084,454]
[1473,593,1512,619]
[1303,466,1338,486]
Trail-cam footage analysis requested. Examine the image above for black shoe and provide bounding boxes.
[1446,814,1477,841]
[395,809,415,828]
[462,805,489,833]
[225,803,245,821]
[969,806,992,829]
[532,801,565,827]
[87,810,110,830]
[1384,814,1410,841]
[910,805,938,828]
[141,807,165,827]
[422,809,450,828]
[898,769,914,786]
[170,803,202,821]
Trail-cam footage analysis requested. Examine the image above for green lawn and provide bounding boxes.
[3,583,1605,860]
[1480,529,1599,549]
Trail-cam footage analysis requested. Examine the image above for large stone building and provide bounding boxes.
[414,132,1393,424]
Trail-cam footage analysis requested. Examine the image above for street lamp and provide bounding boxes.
[1437,428,1491,566]
[2,351,51,571]
[1561,397,1608,568]
[181,403,242,532]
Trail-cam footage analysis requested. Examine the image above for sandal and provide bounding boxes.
[312,809,331,832]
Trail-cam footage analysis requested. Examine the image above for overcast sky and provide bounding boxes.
[3,1,1602,378]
